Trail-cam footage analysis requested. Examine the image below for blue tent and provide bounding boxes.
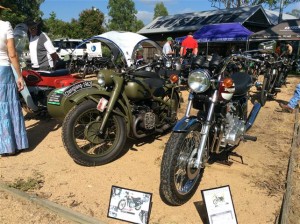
[175,23,253,43]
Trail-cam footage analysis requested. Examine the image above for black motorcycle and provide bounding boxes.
[160,52,261,205]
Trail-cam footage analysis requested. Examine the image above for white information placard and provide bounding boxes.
[86,42,102,57]
[107,186,152,224]
[201,185,238,224]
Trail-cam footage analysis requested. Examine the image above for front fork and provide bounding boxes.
[98,76,123,134]
[185,90,218,169]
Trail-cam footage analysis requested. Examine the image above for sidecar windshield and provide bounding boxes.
[13,23,29,61]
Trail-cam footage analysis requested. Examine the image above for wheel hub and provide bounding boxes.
[84,121,104,144]
[186,148,200,180]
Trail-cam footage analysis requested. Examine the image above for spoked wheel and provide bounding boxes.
[162,90,180,126]
[62,100,126,166]
[118,199,126,210]
[160,123,205,205]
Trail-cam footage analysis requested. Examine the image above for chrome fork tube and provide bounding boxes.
[185,92,194,117]
[194,89,218,168]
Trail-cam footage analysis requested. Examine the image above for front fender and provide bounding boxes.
[47,87,130,121]
[173,116,200,132]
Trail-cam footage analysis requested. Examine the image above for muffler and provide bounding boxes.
[245,102,261,131]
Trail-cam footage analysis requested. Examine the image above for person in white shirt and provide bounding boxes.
[0,5,28,155]
[163,37,174,57]
[27,20,59,70]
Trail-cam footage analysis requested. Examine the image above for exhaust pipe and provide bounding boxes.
[246,102,261,131]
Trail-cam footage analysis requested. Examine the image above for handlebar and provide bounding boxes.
[231,53,263,63]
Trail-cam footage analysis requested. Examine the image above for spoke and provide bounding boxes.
[72,108,118,156]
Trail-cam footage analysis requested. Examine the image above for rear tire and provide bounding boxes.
[62,100,126,166]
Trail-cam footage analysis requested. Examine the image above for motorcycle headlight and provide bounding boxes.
[97,69,114,87]
[188,69,211,93]
[97,72,106,86]
[165,60,172,68]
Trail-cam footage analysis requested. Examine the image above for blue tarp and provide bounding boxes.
[175,23,253,43]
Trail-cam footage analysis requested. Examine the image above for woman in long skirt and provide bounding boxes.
[0,6,28,155]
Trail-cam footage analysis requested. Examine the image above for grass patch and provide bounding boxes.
[8,171,44,192]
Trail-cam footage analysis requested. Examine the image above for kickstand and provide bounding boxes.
[229,152,244,164]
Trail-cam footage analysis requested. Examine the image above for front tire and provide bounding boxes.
[160,123,205,205]
[62,100,126,166]
[260,76,270,106]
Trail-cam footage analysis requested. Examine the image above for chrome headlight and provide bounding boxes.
[188,69,211,93]
[97,72,106,86]
[165,60,172,68]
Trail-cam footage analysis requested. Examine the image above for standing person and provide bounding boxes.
[163,37,174,57]
[279,83,300,113]
[179,32,198,58]
[27,19,59,70]
[0,5,28,156]
[281,42,293,58]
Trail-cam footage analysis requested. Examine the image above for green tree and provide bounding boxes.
[0,0,44,27]
[107,0,137,31]
[208,0,300,10]
[43,8,105,40]
[78,7,105,39]
[134,19,145,32]
[153,2,168,19]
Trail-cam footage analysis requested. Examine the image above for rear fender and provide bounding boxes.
[173,116,200,132]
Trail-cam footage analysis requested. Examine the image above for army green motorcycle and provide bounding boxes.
[47,31,181,166]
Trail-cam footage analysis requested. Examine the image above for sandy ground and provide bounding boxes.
[0,75,299,224]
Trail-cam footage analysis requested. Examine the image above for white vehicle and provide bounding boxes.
[53,38,87,60]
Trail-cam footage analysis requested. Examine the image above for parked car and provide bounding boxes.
[53,38,87,60]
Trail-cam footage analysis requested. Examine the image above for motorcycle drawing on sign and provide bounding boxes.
[13,23,79,114]
[47,31,181,166]
[118,191,144,211]
[160,50,263,206]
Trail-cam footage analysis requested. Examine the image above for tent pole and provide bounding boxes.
[206,42,208,56]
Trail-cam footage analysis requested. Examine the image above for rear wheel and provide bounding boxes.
[62,100,126,166]
[160,123,205,205]
[118,200,126,210]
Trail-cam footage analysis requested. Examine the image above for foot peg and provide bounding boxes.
[274,87,281,92]
[242,135,257,142]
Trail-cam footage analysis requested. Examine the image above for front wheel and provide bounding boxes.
[62,100,127,166]
[160,123,205,205]
[260,76,270,106]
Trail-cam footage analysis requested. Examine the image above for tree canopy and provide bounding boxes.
[0,0,44,27]
[107,0,138,32]
[153,2,169,19]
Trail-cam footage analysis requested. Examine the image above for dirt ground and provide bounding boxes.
[0,75,299,224]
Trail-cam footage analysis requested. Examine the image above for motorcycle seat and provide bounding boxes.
[38,69,71,77]
[231,72,252,96]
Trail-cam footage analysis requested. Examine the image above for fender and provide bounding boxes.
[47,86,131,126]
[172,115,200,132]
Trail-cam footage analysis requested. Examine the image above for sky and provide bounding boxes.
[40,0,300,25]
